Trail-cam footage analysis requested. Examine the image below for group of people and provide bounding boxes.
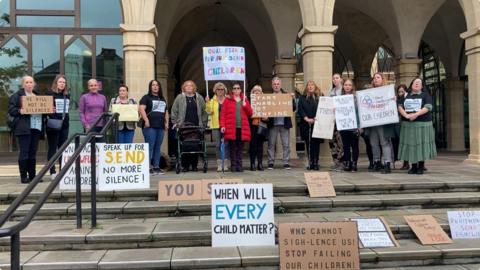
[8,72,437,183]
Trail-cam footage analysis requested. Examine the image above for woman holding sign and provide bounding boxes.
[298,80,322,170]
[339,79,359,172]
[139,80,168,175]
[398,78,437,174]
[8,76,49,183]
[220,83,253,172]
[46,75,70,179]
[110,85,137,144]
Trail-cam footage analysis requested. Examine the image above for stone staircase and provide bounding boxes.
[1,155,480,269]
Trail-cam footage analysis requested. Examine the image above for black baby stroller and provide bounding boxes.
[175,124,208,174]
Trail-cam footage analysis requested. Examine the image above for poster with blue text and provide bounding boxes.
[203,46,246,81]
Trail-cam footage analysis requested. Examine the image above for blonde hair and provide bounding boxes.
[342,79,356,95]
[213,82,227,94]
[181,80,197,93]
[303,80,321,97]
[250,85,263,96]
[21,75,34,89]
[371,72,386,87]
[87,78,97,86]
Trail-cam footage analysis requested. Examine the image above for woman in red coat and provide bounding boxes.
[220,83,253,172]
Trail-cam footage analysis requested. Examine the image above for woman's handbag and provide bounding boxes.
[257,122,268,138]
[47,95,66,130]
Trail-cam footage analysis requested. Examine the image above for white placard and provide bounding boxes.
[59,142,99,191]
[353,218,386,232]
[152,100,166,113]
[98,143,150,191]
[448,211,480,239]
[312,97,335,139]
[55,99,70,114]
[211,184,275,247]
[404,98,422,113]
[358,232,395,248]
[356,84,399,128]
[333,95,357,131]
[203,46,246,81]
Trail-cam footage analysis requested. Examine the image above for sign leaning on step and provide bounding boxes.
[356,84,399,128]
[350,217,397,248]
[404,215,452,245]
[157,179,244,202]
[304,172,336,198]
[447,210,480,239]
[211,184,275,247]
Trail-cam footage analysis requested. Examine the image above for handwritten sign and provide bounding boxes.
[111,104,139,122]
[334,95,357,131]
[211,184,275,247]
[350,218,397,248]
[55,98,70,113]
[59,142,99,191]
[201,179,243,200]
[313,97,335,139]
[21,96,53,114]
[448,211,480,239]
[404,215,452,245]
[203,46,245,81]
[279,222,360,270]
[251,94,293,118]
[98,143,149,191]
[356,84,399,128]
[304,172,336,197]
[158,180,203,201]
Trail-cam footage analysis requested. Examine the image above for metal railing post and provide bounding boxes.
[75,136,82,229]
[90,138,97,228]
[11,233,20,270]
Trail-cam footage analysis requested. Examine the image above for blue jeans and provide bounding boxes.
[142,128,164,168]
[118,130,135,144]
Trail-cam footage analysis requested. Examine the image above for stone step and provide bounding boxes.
[2,239,480,269]
[0,208,474,252]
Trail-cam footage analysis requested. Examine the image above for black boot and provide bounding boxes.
[408,163,418,174]
[367,160,374,172]
[417,161,425,175]
[373,161,382,172]
[400,161,409,170]
[27,159,36,181]
[313,159,320,171]
[19,160,28,184]
[307,159,313,170]
[351,161,358,172]
[257,162,264,171]
[343,161,352,172]
[250,162,256,171]
[382,162,391,174]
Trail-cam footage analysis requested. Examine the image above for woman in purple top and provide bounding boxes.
[79,79,107,132]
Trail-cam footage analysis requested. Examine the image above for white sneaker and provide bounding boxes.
[50,173,57,180]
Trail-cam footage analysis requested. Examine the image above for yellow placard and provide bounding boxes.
[111,104,139,122]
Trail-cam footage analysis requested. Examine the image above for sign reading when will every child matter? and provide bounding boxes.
[21,96,54,114]
[251,94,293,118]
[279,222,360,270]
[203,46,245,81]
[211,184,275,247]
[448,211,480,239]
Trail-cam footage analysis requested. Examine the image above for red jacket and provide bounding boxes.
[220,94,253,141]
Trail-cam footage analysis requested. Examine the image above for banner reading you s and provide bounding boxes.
[203,46,246,81]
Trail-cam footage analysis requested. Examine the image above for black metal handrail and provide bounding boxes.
[0,112,119,270]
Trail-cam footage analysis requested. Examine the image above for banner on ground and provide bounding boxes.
[98,143,150,191]
[21,96,54,114]
[279,222,360,270]
[356,84,399,128]
[350,217,397,248]
[203,46,245,81]
[251,94,293,118]
[447,211,480,239]
[312,97,335,139]
[211,184,275,247]
[111,104,139,122]
[59,142,99,191]
[334,95,358,131]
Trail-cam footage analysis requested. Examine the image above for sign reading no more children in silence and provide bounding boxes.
[356,84,399,128]
[211,184,275,247]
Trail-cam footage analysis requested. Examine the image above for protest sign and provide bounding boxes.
[350,217,397,248]
[334,95,357,131]
[201,179,243,200]
[59,142,99,191]
[404,215,452,245]
[203,46,245,81]
[211,184,275,247]
[111,104,139,122]
[447,211,480,239]
[55,98,70,114]
[251,94,293,118]
[279,222,360,270]
[21,96,53,114]
[98,143,149,191]
[304,172,336,198]
[356,84,399,128]
[158,180,203,202]
[313,97,335,139]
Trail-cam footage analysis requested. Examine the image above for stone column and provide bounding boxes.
[395,58,422,86]
[445,78,466,151]
[299,25,337,165]
[461,29,480,162]
[156,58,169,154]
[273,59,298,160]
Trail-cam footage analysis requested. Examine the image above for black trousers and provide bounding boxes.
[17,129,41,180]
[361,133,373,162]
[300,123,321,163]
[249,125,265,165]
[46,127,69,173]
[340,130,359,162]
[229,129,244,170]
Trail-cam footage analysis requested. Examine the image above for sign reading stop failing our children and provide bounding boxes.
[98,143,150,191]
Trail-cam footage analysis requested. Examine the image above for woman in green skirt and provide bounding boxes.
[397,78,437,174]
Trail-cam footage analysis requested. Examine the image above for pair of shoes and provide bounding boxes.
[268,164,274,170]
[408,164,418,174]
[216,160,222,172]
[154,168,164,175]
[283,164,291,170]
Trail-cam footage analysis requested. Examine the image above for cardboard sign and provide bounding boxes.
[158,180,203,201]
[59,142,99,191]
[404,215,452,245]
[111,104,139,122]
[313,97,335,139]
[356,84,399,128]
[334,95,358,131]
[350,217,397,248]
[448,211,480,239]
[279,222,360,270]
[98,143,149,191]
[21,96,53,114]
[201,179,243,200]
[304,172,336,198]
[251,94,293,118]
[203,46,245,81]
[211,184,275,247]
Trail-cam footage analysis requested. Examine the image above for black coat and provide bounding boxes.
[46,90,70,130]
[8,89,45,136]
[266,89,297,129]
[297,94,319,141]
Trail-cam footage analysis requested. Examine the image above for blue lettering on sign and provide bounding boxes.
[215,203,267,220]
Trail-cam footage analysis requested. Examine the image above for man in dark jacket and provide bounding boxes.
[267,77,296,170]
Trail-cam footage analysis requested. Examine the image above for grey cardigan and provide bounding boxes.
[171,92,208,127]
